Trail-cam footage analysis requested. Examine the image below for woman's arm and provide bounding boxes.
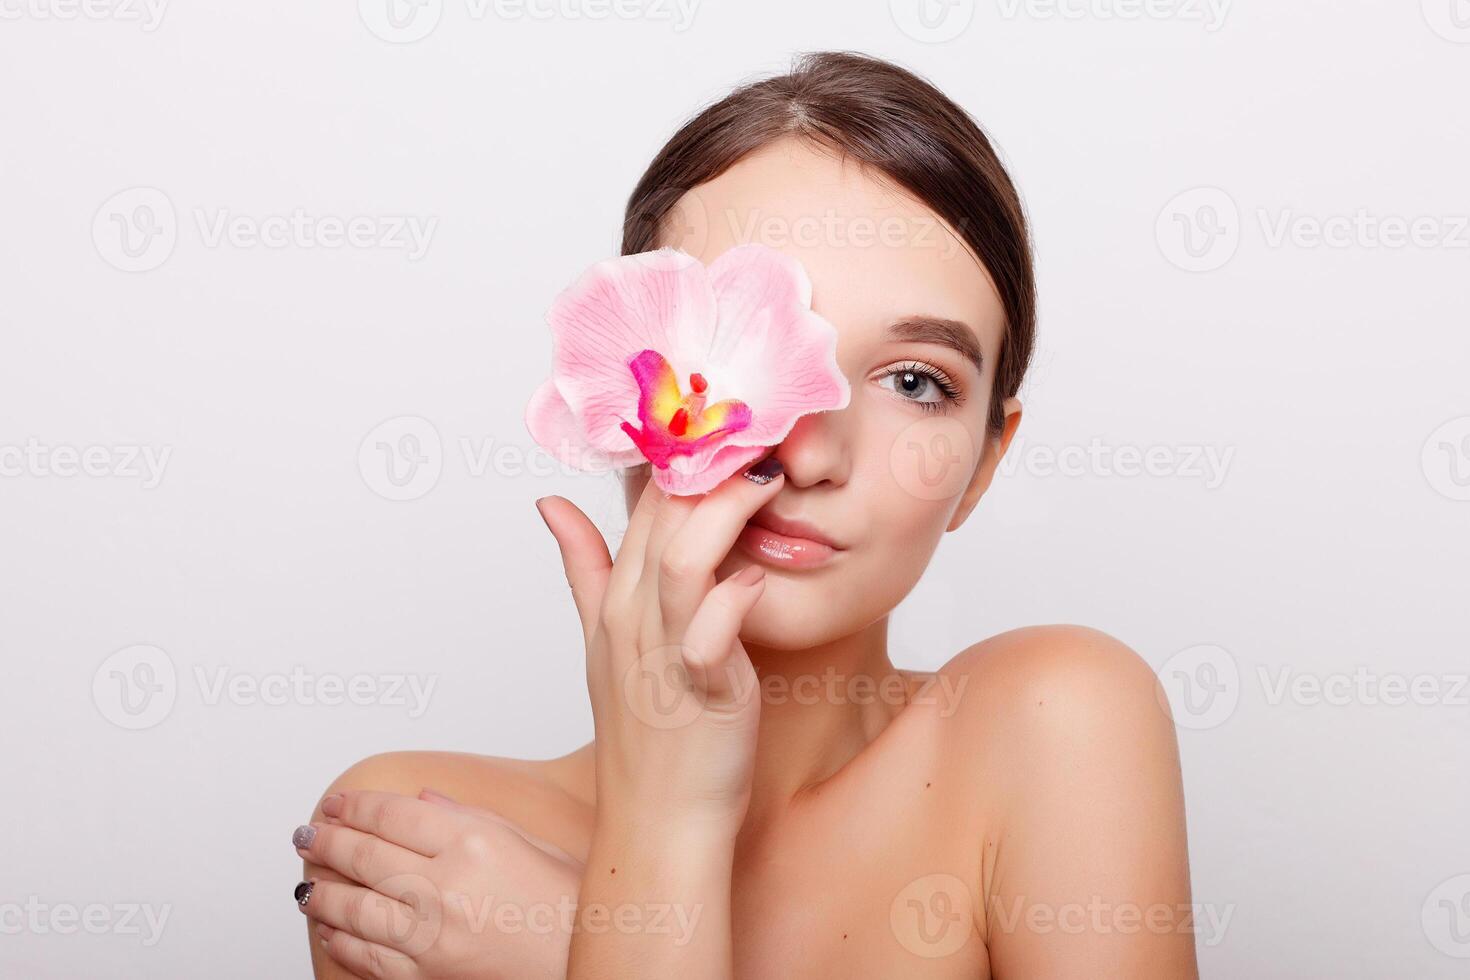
[536,466,783,979]
[973,626,1199,978]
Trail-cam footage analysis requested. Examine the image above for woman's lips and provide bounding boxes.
[736,517,842,569]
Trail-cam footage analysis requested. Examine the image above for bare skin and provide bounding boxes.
[298,137,1197,979]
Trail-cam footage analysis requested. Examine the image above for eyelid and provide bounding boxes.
[870,359,966,406]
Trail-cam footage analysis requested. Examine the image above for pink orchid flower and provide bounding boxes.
[524,244,851,495]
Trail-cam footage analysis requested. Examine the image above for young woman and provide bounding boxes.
[292,51,1197,979]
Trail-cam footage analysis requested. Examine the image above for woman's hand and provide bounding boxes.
[534,455,786,978]
[294,788,582,979]
[540,458,782,831]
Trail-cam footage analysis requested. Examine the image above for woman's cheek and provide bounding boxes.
[881,412,982,504]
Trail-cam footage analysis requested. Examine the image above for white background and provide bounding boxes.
[2,1,1467,976]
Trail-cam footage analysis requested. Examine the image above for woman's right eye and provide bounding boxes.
[874,361,965,413]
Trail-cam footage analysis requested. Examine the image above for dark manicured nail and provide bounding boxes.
[292,825,316,849]
[294,881,314,907]
[743,456,783,485]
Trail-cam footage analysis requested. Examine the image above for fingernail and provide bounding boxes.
[320,794,343,818]
[734,564,764,585]
[743,456,783,485]
[315,923,334,947]
[420,788,457,805]
[294,880,314,908]
[291,825,316,850]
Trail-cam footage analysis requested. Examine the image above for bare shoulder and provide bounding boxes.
[926,627,1197,973]
[931,624,1166,722]
[922,624,1183,807]
[306,744,596,859]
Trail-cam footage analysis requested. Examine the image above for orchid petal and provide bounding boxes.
[545,248,718,455]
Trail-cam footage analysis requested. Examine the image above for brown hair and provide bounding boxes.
[621,50,1035,436]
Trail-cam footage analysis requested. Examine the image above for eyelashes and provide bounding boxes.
[874,360,966,413]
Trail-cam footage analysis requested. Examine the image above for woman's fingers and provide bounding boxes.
[320,791,463,857]
[654,461,784,633]
[417,789,585,870]
[534,495,614,643]
[315,924,416,980]
[300,879,426,958]
[602,471,665,604]
[681,563,766,701]
[296,821,430,888]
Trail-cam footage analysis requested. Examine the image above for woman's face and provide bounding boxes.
[624,136,1021,652]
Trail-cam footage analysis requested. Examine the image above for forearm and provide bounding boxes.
[567,815,735,980]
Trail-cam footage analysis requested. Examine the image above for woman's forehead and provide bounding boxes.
[665,138,1006,357]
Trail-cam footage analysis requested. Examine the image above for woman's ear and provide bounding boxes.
[947,396,1023,532]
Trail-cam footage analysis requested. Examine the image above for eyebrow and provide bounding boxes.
[882,316,985,376]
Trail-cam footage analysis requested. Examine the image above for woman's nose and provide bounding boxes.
[766,407,851,489]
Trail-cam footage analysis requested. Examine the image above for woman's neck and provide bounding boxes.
[739,614,906,829]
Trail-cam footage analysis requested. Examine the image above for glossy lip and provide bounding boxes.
[737,510,846,569]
